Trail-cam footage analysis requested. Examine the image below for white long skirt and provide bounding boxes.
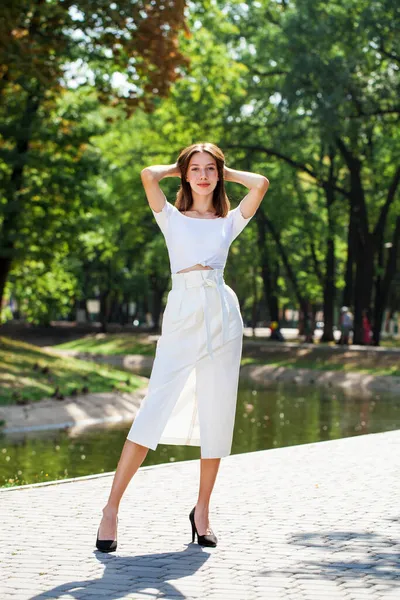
[126,268,244,458]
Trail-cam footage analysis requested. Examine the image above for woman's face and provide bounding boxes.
[186,151,219,194]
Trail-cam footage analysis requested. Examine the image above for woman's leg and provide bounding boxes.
[98,440,149,540]
[194,458,221,534]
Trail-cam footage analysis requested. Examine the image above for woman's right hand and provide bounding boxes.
[170,162,182,178]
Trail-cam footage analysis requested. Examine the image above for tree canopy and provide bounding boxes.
[1,0,399,345]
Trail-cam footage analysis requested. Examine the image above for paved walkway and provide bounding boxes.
[1,431,399,600]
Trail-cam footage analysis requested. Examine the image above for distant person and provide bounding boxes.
[339,306,353,345]
[95,142,269,552]
[270,320,284,341]
[362,309,372,345]
[304,311,314,344]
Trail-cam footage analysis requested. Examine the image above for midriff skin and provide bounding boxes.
[177,264,213,273]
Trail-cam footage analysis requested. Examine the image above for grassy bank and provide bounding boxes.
[54,332,400,377]
[241,344,400,377]
[4,330,396,397]
[55,332,156,356]
[0,337,146,405]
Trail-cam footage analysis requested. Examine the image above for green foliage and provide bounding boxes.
[55,333,157,356]
[2,0,399,339]
[7,255,79,325]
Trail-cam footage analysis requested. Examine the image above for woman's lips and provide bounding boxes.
[198,183,210,187]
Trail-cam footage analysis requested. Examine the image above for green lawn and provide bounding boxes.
[56,333,400,377]
[0,336,147,406]
[55,333,156,356]
[55,332,400,377]
[241,347,400,377]
[2,331,398,407]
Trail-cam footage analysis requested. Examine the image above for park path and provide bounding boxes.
[1,430,399,599]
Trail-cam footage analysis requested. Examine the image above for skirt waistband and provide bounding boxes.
[171,269,224,290]
[170,269,227,359]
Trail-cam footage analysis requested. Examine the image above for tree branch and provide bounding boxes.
[258,209,308,312]
[373,164,400,241]
[378,43,400,66]
[293,176,324,285]
[346,107,400,119]
[225,143,351,199]
[249,67,289,78]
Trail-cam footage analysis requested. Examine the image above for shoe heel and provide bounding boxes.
[96,515,118,553]
[190,518,196,543]
[189,507,196,543]
[96,529,117,553]
[189,506,217,548]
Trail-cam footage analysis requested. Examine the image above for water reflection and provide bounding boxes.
[1,381,399,486]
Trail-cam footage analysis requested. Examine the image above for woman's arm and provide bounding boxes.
[141,163,181,213]
[224,166,269,218]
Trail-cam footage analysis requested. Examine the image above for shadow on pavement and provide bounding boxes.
[260,530,400,587]
[30,545,211,599]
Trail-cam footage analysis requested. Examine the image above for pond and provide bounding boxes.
[1,380,399,487]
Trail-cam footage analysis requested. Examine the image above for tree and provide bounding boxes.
[0,0,189,319]
[214,0,400,344]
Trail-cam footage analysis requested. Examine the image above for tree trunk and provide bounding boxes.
[99,291,112,333]
[0,257,13,325]
[250,265,260,334]
[261,211,308,316]
[321,157,336,343]
[373,216,400,345]
[353,235,374,344]
[0,91,41,321]
[255,211,280,323]
[149,272,169,331]
[321,234,335,342]
[342,203,355,308]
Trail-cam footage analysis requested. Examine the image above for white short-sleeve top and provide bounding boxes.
[151,199,253,274]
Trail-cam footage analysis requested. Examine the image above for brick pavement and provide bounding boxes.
[1,430,399,600]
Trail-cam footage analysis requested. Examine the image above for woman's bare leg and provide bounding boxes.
[98,440,149,540]
[194,458,221,534]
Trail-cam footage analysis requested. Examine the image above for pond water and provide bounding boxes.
[1,380,399,487]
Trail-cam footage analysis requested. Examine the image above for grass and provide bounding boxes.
[241,345,400,377]
[54,332,157,356]
[54,332,400,377]
[2,330,398,407]
[379,338,400,349]
[0,336,147,406]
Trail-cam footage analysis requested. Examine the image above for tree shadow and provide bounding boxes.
[29,545,211,599]
[259,530,400,587]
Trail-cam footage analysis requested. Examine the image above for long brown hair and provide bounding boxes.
[175,142,230,217]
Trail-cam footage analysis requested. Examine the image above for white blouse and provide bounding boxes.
[151,199,254,274]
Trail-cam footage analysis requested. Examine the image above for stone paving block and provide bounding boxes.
[1,430,400,600]
[379,591,400,599]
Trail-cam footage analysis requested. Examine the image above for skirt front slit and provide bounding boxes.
[126,268,243,458]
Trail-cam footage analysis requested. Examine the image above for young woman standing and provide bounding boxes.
[96,142,269,552]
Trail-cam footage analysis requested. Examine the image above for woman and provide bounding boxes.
[96,142,269,552]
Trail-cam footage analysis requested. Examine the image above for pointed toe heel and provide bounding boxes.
[96,529,117,553]
[96,515,118,553]
[189,506,217,548]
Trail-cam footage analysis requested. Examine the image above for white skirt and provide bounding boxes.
[126,268,244,458]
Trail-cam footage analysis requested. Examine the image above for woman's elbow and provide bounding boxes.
[141,167,154,181]
[257,176,269,191]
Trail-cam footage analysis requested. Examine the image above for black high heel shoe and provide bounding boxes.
[189,506,217,547]
[96,515,118,553]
